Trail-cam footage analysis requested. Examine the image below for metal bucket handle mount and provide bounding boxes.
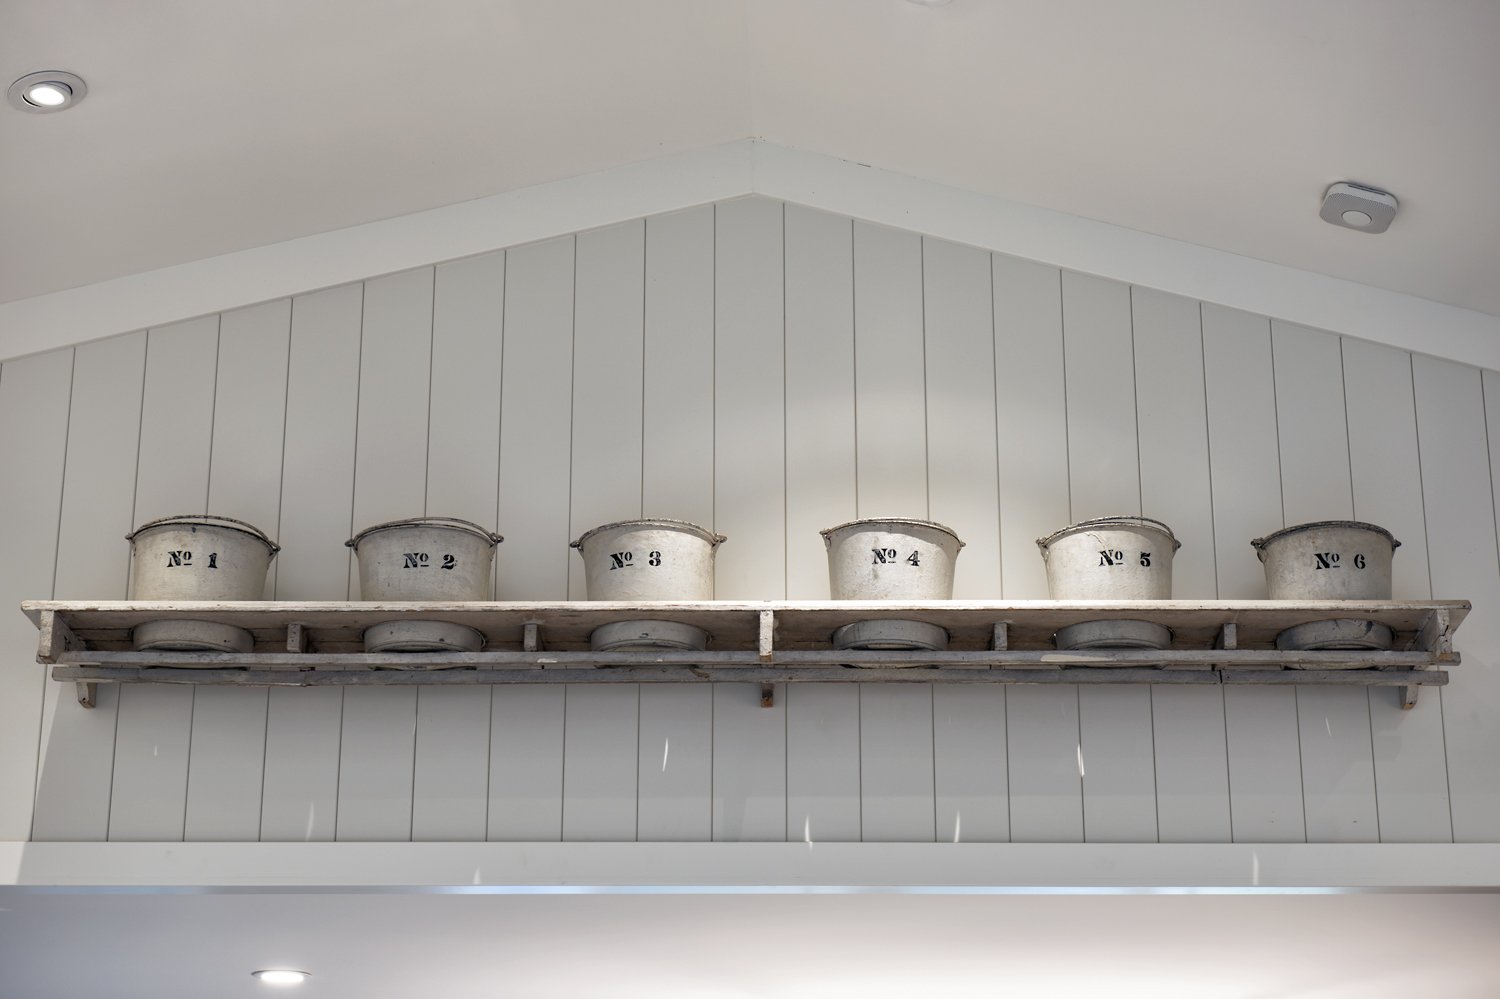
[126,514,281,554]
[1036,515,1182,553]
[346,517,504,549]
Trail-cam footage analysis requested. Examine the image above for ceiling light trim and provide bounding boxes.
[7,71,87,113]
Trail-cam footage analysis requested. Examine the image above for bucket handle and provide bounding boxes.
[345,517,503,548]
[126,514,280,553]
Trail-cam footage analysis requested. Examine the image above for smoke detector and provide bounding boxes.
[1320,182,1398,234]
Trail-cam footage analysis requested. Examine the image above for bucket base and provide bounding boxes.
[133,619,254,654]
[1055,620,1172,652]
[832,620,949,664]
[363,621,484,660]
[1278,619,1394,658]
[590,620,709,653]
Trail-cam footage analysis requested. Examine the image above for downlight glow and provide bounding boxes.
[252,970,310,986]
[7,71,88,113]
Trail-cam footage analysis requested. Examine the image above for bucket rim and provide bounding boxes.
[127,515,280,554]
[1251,519,1401,553]
[819,517,965,548]
[570,518,726,549]
[1035,516,1182,552]
[346,517,504,549]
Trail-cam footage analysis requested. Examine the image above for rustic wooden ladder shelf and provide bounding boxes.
[22,599,1467,710]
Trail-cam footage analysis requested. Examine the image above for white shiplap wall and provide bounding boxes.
[3,196,1497,845]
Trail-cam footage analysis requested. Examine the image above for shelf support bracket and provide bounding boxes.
[76,681,97,709]
[759,611,776,707]
[287,622,311,654]
[991,622,1009,652]
[523,622,544,653]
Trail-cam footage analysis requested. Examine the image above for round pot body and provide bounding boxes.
[126,515,279,652]
[821,519,964,600]
[571,520,725,601]
[347,518,502,601]
[1251,520,1399,600]
[1037,516,1180,600]
[347,518,503,654]
[128,515,279,601]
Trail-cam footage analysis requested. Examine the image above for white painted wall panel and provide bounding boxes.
[335,269,434,842]
[11,197,1495,851]
[784,204,856,598]
[259,285,362,842]
[108,318,219,842]
[1061,273,1155,843]
[411,254,505,842]
[569,219,646,593]
[1420,359,1500,841]
[488,686,564,841]
[642,206,715,531]
[853,221,927,518]
[1342,338,1448,842]
[993,255,1067,599]
[785,684,861,843]
[992,254,1080,840]
[712,682,786,842]
[1271,323,1377,843]
[922,237,1000,598]
[1203,306,1303,842]
[713,197,784,598]
[32,332,146,841]
[637,685,711,842]
[782,207,862,844]
[1131,288,1229,842]
[1006,685,1083,843]
[0,349,72,841]
[562,686,640,841]
[932,685,1008,843]
[859,685,936,842]
[497,237,574,600]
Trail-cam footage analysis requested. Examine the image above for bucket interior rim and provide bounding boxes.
[347,517,504,549]
[570,518,726,549]
[1250,520,1401,553]
[1036,516,1181,552]
[127,515,280,554]
[819,518,965,548]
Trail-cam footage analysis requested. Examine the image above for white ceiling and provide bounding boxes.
[3,1,1499,314]
[3,889,1498,998]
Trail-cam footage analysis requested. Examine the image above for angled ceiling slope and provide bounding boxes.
[2,1,1499,361]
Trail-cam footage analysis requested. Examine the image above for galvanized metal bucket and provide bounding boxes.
[346,517,503,655]
[821,518,963,655]
[126,515,279,652]
[1251,520,1400,600]
[1037,516,1181,652]
[1252,520,1400,653]
[1037,516,1180,600]
[822,518,964,600]
[571,519,725,651]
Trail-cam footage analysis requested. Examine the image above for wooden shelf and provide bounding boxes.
[21,598,1467,709]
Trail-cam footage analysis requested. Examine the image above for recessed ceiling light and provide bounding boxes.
[252,970,310,986]
[1319,181,1398,234]
[7,71,88,113]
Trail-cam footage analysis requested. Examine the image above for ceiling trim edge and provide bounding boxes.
[7,841,1500,891]
[3,139,1497,370]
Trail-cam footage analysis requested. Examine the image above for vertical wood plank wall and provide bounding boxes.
[2,196,1497,845]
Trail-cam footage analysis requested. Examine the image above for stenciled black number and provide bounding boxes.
[441,554,456,571]
[648,551,662,566]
